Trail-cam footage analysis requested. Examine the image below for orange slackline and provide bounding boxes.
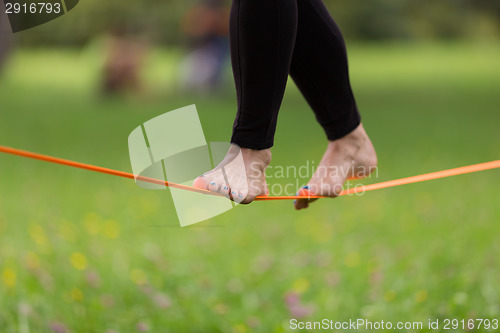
[0,145,499,201]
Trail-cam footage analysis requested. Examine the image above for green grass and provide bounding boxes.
[0,42,499,332]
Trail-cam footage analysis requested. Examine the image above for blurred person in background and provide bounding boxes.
[101,25,147,95]
[179,0,230,92]
[194,0,378,209]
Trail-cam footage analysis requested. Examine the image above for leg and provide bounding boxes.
[193,0,298,203]
[230,0,298,149]
[290,0,360,141]
[290,0,377,209]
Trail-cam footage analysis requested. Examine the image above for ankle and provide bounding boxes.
[228,144,271,170]
[242,148,272,165]
[329,124,367,150]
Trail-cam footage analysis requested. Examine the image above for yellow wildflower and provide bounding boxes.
[130,269,147,285]
[70,252,88,270]
[415,290,428,303]
[292,278,310,294]
[103,220,120,239]
[84,213,101,235]
[384,290,396,302]
[70,287,84,302]
[2,268,16,288]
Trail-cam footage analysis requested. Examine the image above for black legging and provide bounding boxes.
[230,0,361,150]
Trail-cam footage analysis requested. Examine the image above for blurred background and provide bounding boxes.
[0,0,499,332]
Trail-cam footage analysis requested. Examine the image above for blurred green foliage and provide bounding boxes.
[329,0,500,40]
[16,0,500,46]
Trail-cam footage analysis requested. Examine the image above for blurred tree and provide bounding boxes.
[325,0,413,39]
[12,0,500,46]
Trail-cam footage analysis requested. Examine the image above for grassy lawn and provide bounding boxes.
[0,42,499,332]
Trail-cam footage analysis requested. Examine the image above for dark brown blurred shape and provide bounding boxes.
[181,0,229,41]
[101,27,147,95]
[179,0,230,91]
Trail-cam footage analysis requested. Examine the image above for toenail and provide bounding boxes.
[223,186,228,190]
[302,185,309,189]
[238,194,243,198]
[210,181,216,186]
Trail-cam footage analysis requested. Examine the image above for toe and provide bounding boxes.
[219,185,230,198]
[293,186,312,210]
[233,191,243,204]
[294,199,309,210]
[208,180,219,192]
[298,186,312,197]
[240,193,256,204]
[232,189,249,204]
[193,176,209,190]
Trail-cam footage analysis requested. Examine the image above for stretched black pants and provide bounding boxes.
[230,0,361,149]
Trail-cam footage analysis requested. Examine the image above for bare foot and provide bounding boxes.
[294,123,377,210]
[193,144,271,204]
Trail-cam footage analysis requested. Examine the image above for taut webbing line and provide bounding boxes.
[0,145,498,201]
